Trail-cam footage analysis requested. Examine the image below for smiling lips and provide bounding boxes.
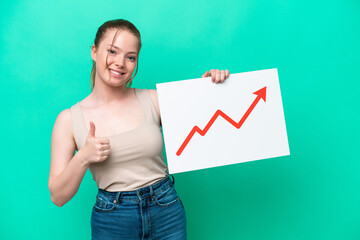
[109,69,125,77]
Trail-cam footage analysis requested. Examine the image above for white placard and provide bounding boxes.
[156,68,289,174]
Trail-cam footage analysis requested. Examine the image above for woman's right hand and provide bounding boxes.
[81,121,111,165]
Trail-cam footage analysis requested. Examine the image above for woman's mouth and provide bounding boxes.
[109,69,125,77]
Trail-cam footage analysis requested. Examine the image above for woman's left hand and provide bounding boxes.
[202,69,230,84]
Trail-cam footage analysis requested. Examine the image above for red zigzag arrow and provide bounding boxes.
[176,86,267,156]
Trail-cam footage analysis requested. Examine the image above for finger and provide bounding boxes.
[220,70,225,83]
[100,145,110,151]
[225,70,230,79]
[100,149,111,157]
[215,70,221,83]
[88,121,96,138]
[100,154,109,160]
[201,71,208,78]
[98,137,110,144]
[209,69,216,82]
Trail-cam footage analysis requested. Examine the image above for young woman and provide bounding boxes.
[48,19,230,240]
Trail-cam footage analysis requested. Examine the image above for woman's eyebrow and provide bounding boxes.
[107,44,137,54]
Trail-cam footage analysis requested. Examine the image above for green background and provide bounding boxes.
[1,0,359,239]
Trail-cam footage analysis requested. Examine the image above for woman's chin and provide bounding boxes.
[105,79,129,88]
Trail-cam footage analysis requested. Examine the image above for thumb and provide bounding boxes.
[88,121,96,138]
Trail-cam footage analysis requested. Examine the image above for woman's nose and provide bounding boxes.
[114,55,125,68]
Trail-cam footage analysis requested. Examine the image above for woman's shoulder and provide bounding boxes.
[134,88,158,103]
[54,108,72,129]
[51,107,75,145]
[54,99,83,129]
[57,105,72,117]
[147,89,158,103]
[135,88,161,123]
[134,87,157,97]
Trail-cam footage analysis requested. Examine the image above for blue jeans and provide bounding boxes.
[91,176,186,240]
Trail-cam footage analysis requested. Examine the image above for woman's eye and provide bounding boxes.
[128,56,136,61]
[108,49,116,54]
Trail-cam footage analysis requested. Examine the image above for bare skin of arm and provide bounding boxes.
[48,109,110,207]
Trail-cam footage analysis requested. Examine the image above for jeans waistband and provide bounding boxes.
[98,175,175,200]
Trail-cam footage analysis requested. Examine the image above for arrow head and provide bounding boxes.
[253,87,267,102]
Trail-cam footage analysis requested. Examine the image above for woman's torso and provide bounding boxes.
[70,88,168,191]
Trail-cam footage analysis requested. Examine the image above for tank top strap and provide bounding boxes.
[135,88,160,125]
[70,102,87,150]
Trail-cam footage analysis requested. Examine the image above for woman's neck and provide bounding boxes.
[90,78,132,105]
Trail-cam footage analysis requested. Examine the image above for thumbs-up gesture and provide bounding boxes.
[81,121,111,165]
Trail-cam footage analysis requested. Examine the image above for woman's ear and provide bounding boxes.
[91,44,97,62]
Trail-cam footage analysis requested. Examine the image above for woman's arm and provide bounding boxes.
[48,109,89,207]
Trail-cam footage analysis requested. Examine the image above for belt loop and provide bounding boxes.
[115,191,121,204]
[170,174,175,185]
[150,185,154,197]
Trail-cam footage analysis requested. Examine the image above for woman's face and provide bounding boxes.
[91,28,139,87]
